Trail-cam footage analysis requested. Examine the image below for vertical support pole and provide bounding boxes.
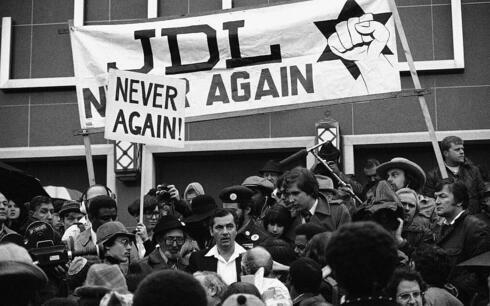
[83,134,97,185]
[388,0,448,179]
[139,145,146,224]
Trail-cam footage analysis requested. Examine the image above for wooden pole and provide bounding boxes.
[388,0,449,179]
[139,145,145,224]
[82,134,97,185]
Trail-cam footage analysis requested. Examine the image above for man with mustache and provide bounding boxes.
[187,208,246,285]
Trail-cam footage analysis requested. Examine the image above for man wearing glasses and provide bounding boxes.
[141,214,189,271]
[96,221,135,274]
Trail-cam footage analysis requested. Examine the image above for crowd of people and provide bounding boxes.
[0,135,489,306]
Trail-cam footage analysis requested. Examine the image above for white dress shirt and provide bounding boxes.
[205,242,246,285]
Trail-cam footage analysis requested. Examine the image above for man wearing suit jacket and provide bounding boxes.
[283,167,351,241]
[187,208,246,285]
[433,179,490,305]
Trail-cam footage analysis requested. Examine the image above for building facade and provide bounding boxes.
[0,0,488,225]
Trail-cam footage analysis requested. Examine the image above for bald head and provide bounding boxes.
[242,247,273,276]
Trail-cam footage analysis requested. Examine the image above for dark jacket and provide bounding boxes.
[285,193,351,241]
[435,211,490,266]
[435,211,490,304]
[138,247,186,271]
[424,161,485,214]
[236,218,270,250]
[292,293,328,306]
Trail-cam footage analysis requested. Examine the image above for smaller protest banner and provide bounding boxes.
[104,69,186,147]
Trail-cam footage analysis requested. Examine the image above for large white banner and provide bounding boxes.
[70,0,400,129]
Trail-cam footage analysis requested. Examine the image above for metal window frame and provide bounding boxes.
[0,0,464,89]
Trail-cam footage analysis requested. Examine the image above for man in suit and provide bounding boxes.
[187,208,246,285]
[283,167,350,240]
[434,179,490,304]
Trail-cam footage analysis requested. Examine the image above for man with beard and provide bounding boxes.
[377,157,426,194]
[219,185,270,249]
[187,208,246,285]
[241,176,275,219]
[282,167,350,241]
[139,214,188,271]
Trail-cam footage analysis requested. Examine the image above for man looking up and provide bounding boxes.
[425,136,485,214]
[187,208,246,285]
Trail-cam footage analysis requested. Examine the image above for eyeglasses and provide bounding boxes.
[164,236,185,245]
[398,291,422,302]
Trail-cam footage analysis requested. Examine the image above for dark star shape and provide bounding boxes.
[314,0,393,79]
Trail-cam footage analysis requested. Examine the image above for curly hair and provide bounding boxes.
[325,221,398,297]
[385,268,427,300]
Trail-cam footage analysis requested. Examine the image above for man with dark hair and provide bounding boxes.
[433,179,490,304]
[29,195,55,225]
[293,223,325,258]
[187,208,246,285]
[434,179,489,265]
[74,195,117,251]
[289,257,326,306]
[133,269,207,306]
[325,221,399,305]
[425,136,485,214]
[283,167,350,241]
[219,185,270,249]
[96,221,135,272]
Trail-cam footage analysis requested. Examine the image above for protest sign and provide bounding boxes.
[104,69,186,147]
[70,0,401,129]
